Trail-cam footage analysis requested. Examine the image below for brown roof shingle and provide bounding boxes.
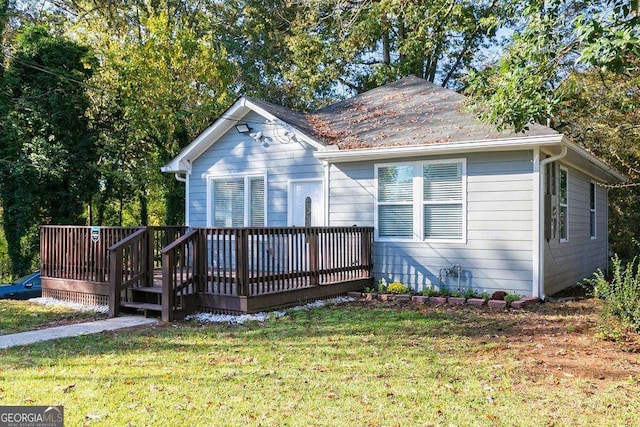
[305,75,557,149]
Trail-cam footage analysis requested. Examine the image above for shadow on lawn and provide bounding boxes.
[0,300,602,360]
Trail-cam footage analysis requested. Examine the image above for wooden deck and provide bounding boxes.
[40,226,374,320]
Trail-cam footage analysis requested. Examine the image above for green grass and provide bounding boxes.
[0,300,105,335]
[1,304,639,426]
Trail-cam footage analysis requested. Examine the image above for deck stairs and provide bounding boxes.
[118,271,196,318]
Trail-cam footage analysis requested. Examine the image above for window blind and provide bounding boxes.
[423,162,463,239]
[213,179,245,227]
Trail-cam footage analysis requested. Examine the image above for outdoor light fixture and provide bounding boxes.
[235,123,252,133]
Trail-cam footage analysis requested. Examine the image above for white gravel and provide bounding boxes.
[28,297,109,314]
[186,296,355,324]
[26,296,355,324]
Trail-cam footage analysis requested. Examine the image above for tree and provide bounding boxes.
[465,0,639,131]
[0,25,97,276]
[277,0,515,101]
[553,64,640,259]
[53,2,237,225]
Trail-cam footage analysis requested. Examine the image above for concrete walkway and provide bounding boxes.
[0,316,159,349]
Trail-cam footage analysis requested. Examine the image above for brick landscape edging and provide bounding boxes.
[347,292,540,310]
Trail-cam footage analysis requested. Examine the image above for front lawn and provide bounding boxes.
[0,300,106,335]
[1,301,639,426]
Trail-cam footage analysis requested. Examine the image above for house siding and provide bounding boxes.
[328,151,535,296]
[543,166,608,295]
[188,111,325,227]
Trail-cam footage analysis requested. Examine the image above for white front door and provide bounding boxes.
[289,180,324,226]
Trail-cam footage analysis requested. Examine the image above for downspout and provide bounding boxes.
[173,172,189,226]
[537,146,568,300]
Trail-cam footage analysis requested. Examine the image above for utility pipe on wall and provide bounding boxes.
[537,146,568,300]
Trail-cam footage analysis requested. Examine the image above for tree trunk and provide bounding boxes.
[139,188,148,226]
[165,174,185,226]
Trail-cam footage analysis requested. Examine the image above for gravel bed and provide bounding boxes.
[186,296,355,324]
[29,297,109,314]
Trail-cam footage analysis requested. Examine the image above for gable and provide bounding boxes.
[161,97,325,173]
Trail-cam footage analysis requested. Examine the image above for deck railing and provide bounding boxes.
[161,226,374,320]
[40,226,142,283]
[41,225,373,320]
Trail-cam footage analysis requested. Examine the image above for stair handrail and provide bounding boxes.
[107,227,149,317]
[161,228,199,322]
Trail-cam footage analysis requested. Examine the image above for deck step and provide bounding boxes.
[120,301,162,312]
[131,286,163,294]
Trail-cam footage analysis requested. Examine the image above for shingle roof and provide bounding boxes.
[305,75,557,149]
[245,97,324,144]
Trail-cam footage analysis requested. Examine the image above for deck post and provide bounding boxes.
[162,250,174,322]
[145,227,154,287]
[108,247,122,318]
[196,229,206,293]
[308,229,319,286]
[236,229,249,296]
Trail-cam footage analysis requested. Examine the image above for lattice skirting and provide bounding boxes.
[42,288,108,306]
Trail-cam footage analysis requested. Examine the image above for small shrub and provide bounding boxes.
[439,287,452,297]
[463,288,478,299]
[505,293,521,306]
[480,291,490,302]
[377,278,388,293]
[584,255,640,332]
[387,281,408,294]
[363,287,375,293]
[420,287,438,297]
[451,290,464,298]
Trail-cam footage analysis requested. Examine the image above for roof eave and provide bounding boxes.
[561,136,627,183]
[313,134,564,162]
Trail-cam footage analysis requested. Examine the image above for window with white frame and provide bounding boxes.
[559,167,568,241]
[376,159,466,241]
[211,175,265,227]
[377,164,414,239]
[423,162,464,240]
[590,181,596,239]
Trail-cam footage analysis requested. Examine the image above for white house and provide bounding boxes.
[162,75,625,299]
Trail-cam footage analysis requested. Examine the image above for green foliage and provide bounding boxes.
[288,0,514,93]
[464,288,478,299]
[386,281,409,294]
[451,289,464,298]
[0,25,97,275]
[439,287,452,297]
[481,291,491,302]
[377,278,388,293]
[78,7,236,226]
[420,286,439,297]
[554,65,640,259]
[585,255,640,331]
[466,0,640,132]
[504,293,521,306]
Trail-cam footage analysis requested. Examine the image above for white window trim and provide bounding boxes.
[374,158,467,243]
[559,166,569,243]
[374,161,416,242]
[205,172,268,227]
[590,180,597,240]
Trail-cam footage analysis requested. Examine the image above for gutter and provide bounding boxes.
[314,134,564,163]
[536,146,568,300]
